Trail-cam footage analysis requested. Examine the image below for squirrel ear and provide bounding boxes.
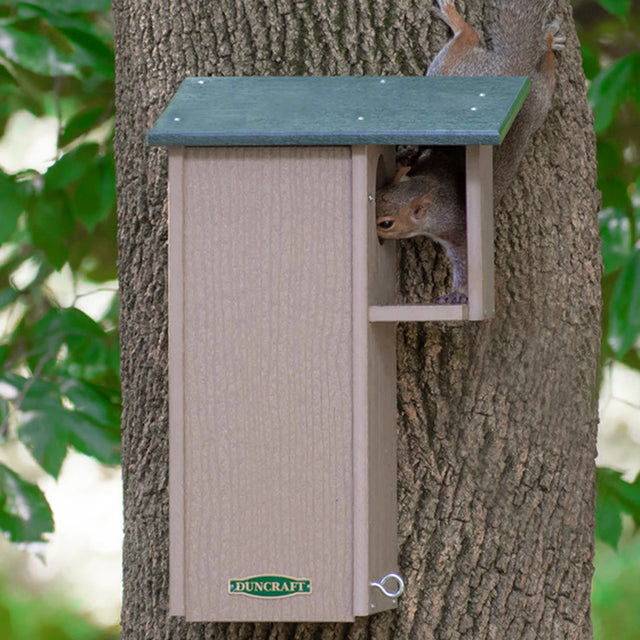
[409,193,433,218]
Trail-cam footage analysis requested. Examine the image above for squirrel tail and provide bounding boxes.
[490,0,554,72]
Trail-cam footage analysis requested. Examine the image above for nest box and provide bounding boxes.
[148,75,528,623]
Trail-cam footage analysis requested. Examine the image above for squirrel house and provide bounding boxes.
[148,75,529,622]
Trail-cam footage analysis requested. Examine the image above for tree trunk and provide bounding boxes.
[113,1,600,638]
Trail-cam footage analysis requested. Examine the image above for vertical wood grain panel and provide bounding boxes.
[351,147,369,616]
[366,146,400,614]
[352,146,399,616]
[466,145,495,320]
[168,147,185,616]
[180,147,353,622]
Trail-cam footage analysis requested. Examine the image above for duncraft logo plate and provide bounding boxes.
[228,575,312,599]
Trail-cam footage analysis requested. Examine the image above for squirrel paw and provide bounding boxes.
[436,291,468,305]
[545,17,566,51]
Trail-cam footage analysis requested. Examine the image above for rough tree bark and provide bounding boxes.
[113,1,600,638]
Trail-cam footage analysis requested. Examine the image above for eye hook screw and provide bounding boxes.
[370,573,405,599]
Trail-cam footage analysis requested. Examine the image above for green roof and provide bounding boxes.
[148,76,529,147]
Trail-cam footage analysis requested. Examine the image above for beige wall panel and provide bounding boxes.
[168,148,186,616]
[365,147,400,614]
[466,145,495,320]
[179,147,354,622]
[352,146,399,616]
[369,304,468,323]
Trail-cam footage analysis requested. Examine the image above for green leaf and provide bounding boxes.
[0,397,9,433]
[595,140,630,211]
[26,193,74,270]
[3,5,115,78]
[24,17,75,56]
[613,474,640,528]
[0,374,67,414]
[18,410,68,479]
[0,288,18,311]
[65,409,120,465]
[44,142,99,191]
[596,488,623,549]
[72,156,115,231]
[599,176,632,212]
[0,172,25,244]
[633,176,640,238]
[60,378,120,427]
[597,139,622,176]
[59,26,114,78]
[580,43,600,81]
[12,371,120,477]
[0,22,81,78]
[59,106,105,146]
[18,377,64,413]
[18,0,113,13]
[0,345,9,368]
[107,334,119,374]
[595,0,631,17]
[596,469,640,549]
[608,249,640,358]
[29,307,112,379]
[589,54,640,132]
[31,307,100,354]
[0,462,53,542]
[599,207,633,274]
[601,268,616,363]
[0,63,17,85]
[19,407,119,476]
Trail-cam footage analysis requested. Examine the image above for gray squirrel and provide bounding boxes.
[376,0,566,303]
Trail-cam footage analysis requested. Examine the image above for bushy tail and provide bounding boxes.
[490,0,553,74]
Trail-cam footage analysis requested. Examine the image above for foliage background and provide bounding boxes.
[0,0,637,637]
[0,0,118,548]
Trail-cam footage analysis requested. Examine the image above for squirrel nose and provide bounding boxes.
[377,219,395,231]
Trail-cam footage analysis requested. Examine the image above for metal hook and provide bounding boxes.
[370,573,405,599]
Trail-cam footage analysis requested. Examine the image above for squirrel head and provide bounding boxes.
[376,193,434,239]
[375,172,466,244]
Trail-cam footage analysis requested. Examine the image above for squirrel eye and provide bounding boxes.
[378,220,394,230]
